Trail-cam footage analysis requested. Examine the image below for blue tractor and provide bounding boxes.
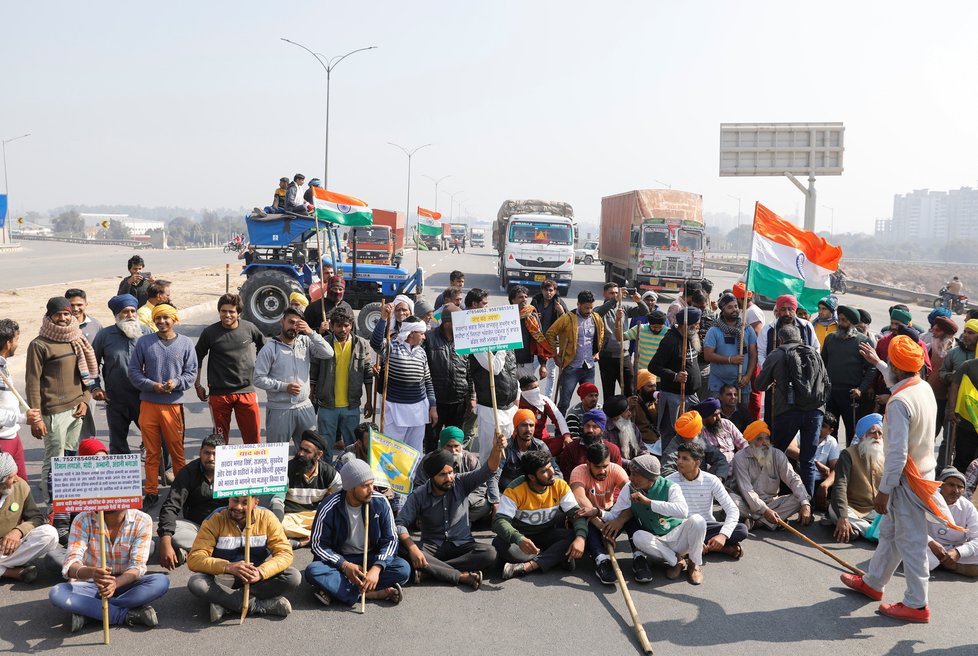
[239,212,424,335]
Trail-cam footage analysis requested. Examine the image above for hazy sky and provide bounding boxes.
[3,1,977,234]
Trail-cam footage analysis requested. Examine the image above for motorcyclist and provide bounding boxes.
[944,276,964,309]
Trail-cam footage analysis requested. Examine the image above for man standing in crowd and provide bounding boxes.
[531,278,567,397]
[187,496,299,621]
[66,288,102,439]
[649,306,702,449]
[423,304,470,452]
[137,279,171,333]
[0,453,57,583]
[471,341,517,463]
[1,319,43,480]
[840,336,947,623]
[117,255,152,308]
[821,305,876,444]
[397,430,505,589]
[547,290,604,415]
[194,293,265,445]
[255,308,333,447]
[812,296,839,345]
[157,435,226,570]
[703,291,756,407]
[595,283,648,398]
[26,297,95,503]
[128,303,198,507]
[757,294,819,367]
[311,307,373,458]
[92,295,151,454]
[433,271,464,310]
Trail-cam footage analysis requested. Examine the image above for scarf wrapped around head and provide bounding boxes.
[396,320,427,343]
[519,304,555,359]
[393,295,415,315]
[38,315,98,386]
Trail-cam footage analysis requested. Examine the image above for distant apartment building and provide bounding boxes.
[882,187,978,242]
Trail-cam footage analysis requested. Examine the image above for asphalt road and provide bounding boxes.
[1,247,972,656]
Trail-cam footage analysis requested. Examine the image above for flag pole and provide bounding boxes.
[679,280,689,415]
[380,310,393,432]
[99,510,110,645]
[312,210,328,325]
[487,351,500,438]
[240,497,252,624]
[360,502,370,614]
[738,203,760,374]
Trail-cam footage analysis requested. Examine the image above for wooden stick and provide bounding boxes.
[617,305,625,395]
[379,308,393,432]
[775,517,865,575]
[99,510,110,645]
[679,292,689,414]
[240,497,252,624]
[944,420,958,470]
[0,369,30,412]
[487,352,500,438]
[605,541,653,654]
[360,504,370,614]
[312,213,328,325]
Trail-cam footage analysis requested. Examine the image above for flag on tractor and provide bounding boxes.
[746,202,843,312]
[312,187,373,227]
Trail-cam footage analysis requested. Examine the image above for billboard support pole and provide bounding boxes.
[784,171,817,232]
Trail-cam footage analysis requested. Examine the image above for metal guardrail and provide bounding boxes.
[11,233,148,248]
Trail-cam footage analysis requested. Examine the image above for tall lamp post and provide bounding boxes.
[655,179,672,190]
[388,142,431,263]
[728,194,742,255]
[443,189,463,222]
[422,174,451,212]
[2,133,31,243]
[280,39,376,188]
[822,205,835,235]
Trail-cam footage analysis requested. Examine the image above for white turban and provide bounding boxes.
[0,452,17,481]
[396,320,427,343]
[392,295,415,314]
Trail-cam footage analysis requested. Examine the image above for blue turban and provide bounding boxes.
[582,408,607,430]
[674,306,702,326]
[108,294,139,315]
[693,397,721,417]
[854,413,883,443]
[928,307,952,326]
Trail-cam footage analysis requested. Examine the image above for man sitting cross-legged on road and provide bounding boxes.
[667,440,747,560]
[275,430,342,549]
[493,449,588,580]
[830,419,884,543]
[396,430,506,589]
[414,427,492,524]
[926,467,978,577]
[157,434,227,570]
[305,460,410,606]
[0,452,58,584]
[187,496,299,622]
[602,454,706,585]
[732,420,812,531]
[568,441,634,585]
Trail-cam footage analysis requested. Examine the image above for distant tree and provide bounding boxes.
[107,219,131,240]
[724,225,753,253]
[939,240,978,264]
[52,210,85,237]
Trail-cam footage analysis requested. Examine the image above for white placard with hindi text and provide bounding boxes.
[453,304,524,355]
[50,455,143,513]
[213,443,289,499]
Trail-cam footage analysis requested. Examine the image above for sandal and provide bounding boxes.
[386,583,403,605]
[467,571,483,591]
[719,543,744,560]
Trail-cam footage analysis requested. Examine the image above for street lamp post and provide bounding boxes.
[388,142,431,264]
[280,38,376,188]
[655,179,672,190]
[2,133,31,242]
[822,205,835,235]
[728,194,742,254]
[422,174,451,212]
[443,190,463,222]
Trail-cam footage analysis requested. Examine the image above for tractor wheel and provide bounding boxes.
[357,302,384,336]
[240,269,303,336]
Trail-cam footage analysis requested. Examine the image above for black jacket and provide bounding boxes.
[469,351,517,409]
[531,293,568,333]
[649,327,701,396]
[424,326,470,404]
[157,458,225,536]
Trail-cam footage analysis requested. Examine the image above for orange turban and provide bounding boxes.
[732,282,753,300]
[888,335,925,373]
[513,409,536,431]
[743,420,770,442]
[636,369,655,389]
[674,411,702,439]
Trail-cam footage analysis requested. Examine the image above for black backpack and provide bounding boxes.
[780,343,830,411]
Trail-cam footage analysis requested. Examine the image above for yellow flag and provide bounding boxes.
[368,429,421,495]
[954,373,978,428]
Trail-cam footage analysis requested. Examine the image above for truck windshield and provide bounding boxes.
[643,229,670,248]
[509,222,572,245]
[678,229,702,250]
[351,227,389,241]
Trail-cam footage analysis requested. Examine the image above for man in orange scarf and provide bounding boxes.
[840,335,959,623]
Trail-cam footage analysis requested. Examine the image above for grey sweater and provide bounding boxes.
[254,331,333,409]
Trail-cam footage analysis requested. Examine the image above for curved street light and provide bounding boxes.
[422,174,451,212]
[388,143,432,264]
[280,38,377,188]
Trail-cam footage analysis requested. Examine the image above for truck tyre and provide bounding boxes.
[240,269,303,336]
[357,302,384,336]
[584,255,594,265]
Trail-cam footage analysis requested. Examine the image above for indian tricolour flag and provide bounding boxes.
[746,202,843,312]
[417,206,442,236]
[311,187,373,226]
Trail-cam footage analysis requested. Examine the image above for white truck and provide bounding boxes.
[493,199,576,297]
[575,239,599,264]
[469,227,486,247]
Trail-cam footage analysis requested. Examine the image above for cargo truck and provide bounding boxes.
[419,221,449,250]
[493,199,576,296]
[469,227,486,247]
[449,223,468,246]
[345,209,404,265]
[599,189,705,293]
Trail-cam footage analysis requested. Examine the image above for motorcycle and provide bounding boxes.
[223,240,244,254]
[934,287,968,314]
[830,271,848,294]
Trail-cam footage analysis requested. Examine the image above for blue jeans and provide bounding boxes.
[317,406,361,459]
[305,555,410,605]
[49,573,170,624]
[772,409,823,497]
[556,365,595,416]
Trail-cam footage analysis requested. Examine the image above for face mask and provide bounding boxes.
[521,388,544,409]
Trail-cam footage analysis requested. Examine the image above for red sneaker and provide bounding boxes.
[879,603,930,623]
[839,573,883,601]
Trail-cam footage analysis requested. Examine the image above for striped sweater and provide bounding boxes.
[370,320,435,406]
[665,469,740,538]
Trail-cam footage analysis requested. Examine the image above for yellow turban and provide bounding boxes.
[636,369,656,389]
[151,303,179,322]
[965,319,978,335]
[888,334,924,373]
[289,292,309,309]
[674,410,702,439]
[743,420,770,442]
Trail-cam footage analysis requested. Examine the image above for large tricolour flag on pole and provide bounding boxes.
[311,187,373,227]
[417,206,442,236]
[747,202,842,312]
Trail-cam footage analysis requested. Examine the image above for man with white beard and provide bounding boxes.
[731,420,812,530]
[91,295,151,454]
[602,394,646,467]
[830,415,885,542]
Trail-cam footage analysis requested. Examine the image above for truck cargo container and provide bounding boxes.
[346,208,404,265]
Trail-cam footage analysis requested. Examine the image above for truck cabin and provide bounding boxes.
[634,221,703,251]
[509,221,573,245]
